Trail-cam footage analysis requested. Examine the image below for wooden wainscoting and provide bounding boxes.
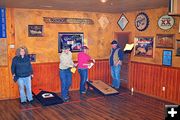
[129,61,180,104]
[0,67,10,99]
[32,59,112,93]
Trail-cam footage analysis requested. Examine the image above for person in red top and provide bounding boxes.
[78,46,94,94]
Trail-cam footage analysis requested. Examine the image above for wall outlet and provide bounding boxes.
[9,44,15,49]
[162,87,165,91]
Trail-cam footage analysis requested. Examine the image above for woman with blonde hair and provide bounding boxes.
[11,46,34,104]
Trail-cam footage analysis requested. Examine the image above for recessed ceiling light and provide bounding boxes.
[100,0,108,3]
[40,5,53,8]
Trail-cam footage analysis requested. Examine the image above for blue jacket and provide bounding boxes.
[11,55,33,79]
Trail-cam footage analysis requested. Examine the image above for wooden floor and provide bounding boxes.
[0,88,171,120]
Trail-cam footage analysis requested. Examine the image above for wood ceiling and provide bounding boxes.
[1,0,168,13]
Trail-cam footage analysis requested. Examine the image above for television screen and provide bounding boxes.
[58,32,84,53]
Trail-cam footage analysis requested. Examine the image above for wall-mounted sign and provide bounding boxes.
[158,15,175,30]
[176,40,180,56]
[0,8,6,38]
[43,17,94,25]
[135,12,149,31]
[98,15,109,29]
[162,50,172,66]
[28,54,36,62]
[156,34,174,48]
[134,36,154,57]
[117,13,129,31]
[28,25,43,37]
[58,32,84,53]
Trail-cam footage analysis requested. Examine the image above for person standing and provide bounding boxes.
[78,46,94,94]
[59,45,74,102]
[109,40,123,90]
[11,46,34,104]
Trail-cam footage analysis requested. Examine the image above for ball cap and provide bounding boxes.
[111,40,118,44]
[82,46,89,49]
[62,44,70,50]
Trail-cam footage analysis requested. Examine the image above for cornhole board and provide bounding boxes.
[33,89,64,106]
[87,80,119,95]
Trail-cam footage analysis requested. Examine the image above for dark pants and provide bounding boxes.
[78,69,88,93]
[59,68,72,100]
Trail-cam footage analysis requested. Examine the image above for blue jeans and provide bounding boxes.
[111,65,121,89]
[17,76,33,102]
[60,69,72,100]
[78,69,88,93]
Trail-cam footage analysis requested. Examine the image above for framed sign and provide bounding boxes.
[134,36,154,57]
[156,34,174,48]
[0,8,7,38]
[158,15,175,30]
[28,54,36,62]
[28,25,43,37]
[0,39,8,66]
[135,12,149,31]
[58,32,84,53]
[98,15,109,29]
[176,40,180,56]
[162,50,172,66]
[117,14,129,31]
[43,17,94,25]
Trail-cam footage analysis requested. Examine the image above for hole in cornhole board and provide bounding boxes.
[87,80,119,96]
[33,89,64,106]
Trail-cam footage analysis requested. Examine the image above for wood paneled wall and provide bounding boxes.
[129,61,180,104]
[32,59,112,93]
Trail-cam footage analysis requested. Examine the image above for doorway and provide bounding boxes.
[114,32,131,88]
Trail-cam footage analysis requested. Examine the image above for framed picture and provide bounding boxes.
[117,14,129,31]
[179,21,180,33]
[135,12,149,31]
[58,32,84,53]
[156,34,174,48]
[134,36,154,57]
[28,54,36,62]
[158,15,175,30]
[28,25,43,37]
[176,40,180,56]
[162,50,172,66]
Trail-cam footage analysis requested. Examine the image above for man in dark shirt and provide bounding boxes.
[109,40,123,89]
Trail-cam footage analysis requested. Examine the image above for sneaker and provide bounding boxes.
[80,91,86,94]
[29,100,34,104]
[63,98,70,102]
[21,101,27,105]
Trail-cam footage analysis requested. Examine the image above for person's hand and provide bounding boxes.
[74,63,78,67]
[88,63,94,69]
[115,61,122,66]
[92,59,95,63]
[31,74,34,78]
[119,61,122,66]
[12,74,15,79]
[115,62,119,66]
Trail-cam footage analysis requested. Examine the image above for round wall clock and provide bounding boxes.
[158,15,175,30]
[135,12,149,31]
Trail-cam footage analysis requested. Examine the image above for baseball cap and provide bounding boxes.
[111,40,118,44]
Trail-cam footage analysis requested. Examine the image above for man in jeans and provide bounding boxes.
[109,40,123,90]
[59,45,75,102]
